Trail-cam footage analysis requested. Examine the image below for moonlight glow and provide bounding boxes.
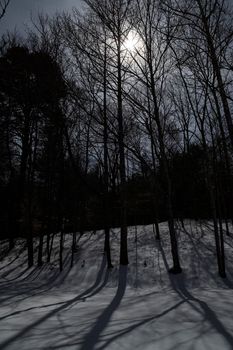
[123,30,140,53]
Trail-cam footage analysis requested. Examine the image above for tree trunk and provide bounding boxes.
[38,233,44,267]
[117,28,128,266]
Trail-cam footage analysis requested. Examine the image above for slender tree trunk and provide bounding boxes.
[201,125,226,278]
[209,186,225,277]
[117,28,128,266]
[197,0,233,151]
[70,232,77,268]
[103,34,113,268]
[38,232,44,267]
[148,54,181,273]
[148,104,161,241]
[59,228,64,272]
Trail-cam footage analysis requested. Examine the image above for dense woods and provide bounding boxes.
[0,0,233,276]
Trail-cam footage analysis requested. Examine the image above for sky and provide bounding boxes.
[0,0,233,36]
[0,0,83,35]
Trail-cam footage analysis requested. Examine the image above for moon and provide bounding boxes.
[123,30,139,53]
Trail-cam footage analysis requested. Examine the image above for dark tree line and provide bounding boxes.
[0,0,233,277]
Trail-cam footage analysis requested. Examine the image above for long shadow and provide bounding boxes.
[158,240,233,349]
[0,260,28,280]
[202,221,233,237]
[0,267,63,306]
[182,226,219,282]
[0,248,80,306]
[0,256,109,350]
[0,263,72,316]
[97,299,185,350]
[0,242,27,265]
[79,266,128,350]
[46,299,186,350]
[181,224,233,289]
[0,247,83,307]
[0,244,28,278]
[0,300,66,322]
[0,259,66,306]
[0,255,20,272]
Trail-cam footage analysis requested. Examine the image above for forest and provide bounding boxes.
[0,0,233,276]
[1,1,233,349]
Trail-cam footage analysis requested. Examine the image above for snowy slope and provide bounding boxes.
[0,220,233,350]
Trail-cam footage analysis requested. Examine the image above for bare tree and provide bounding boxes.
[167,11,229,276]
[120,0,182,273]
[0,0,10,20]
[81,0,135,265]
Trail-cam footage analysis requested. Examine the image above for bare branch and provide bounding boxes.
[0,0,10,20]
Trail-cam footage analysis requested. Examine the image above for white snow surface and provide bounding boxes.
[1,220,233,350]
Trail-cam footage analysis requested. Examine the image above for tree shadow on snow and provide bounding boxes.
[0,255,109,350]
[44,267,188,350]
[158,241,233,350]
[79,265,128,350]
[179,222,233,289]
[0,247,82,306]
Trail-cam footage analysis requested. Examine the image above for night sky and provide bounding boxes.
[0,0,83,35]
[0,0,233,36]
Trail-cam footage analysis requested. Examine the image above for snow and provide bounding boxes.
[1,220,233,349]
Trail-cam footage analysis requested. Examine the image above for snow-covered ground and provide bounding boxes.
[1,220,233,350]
